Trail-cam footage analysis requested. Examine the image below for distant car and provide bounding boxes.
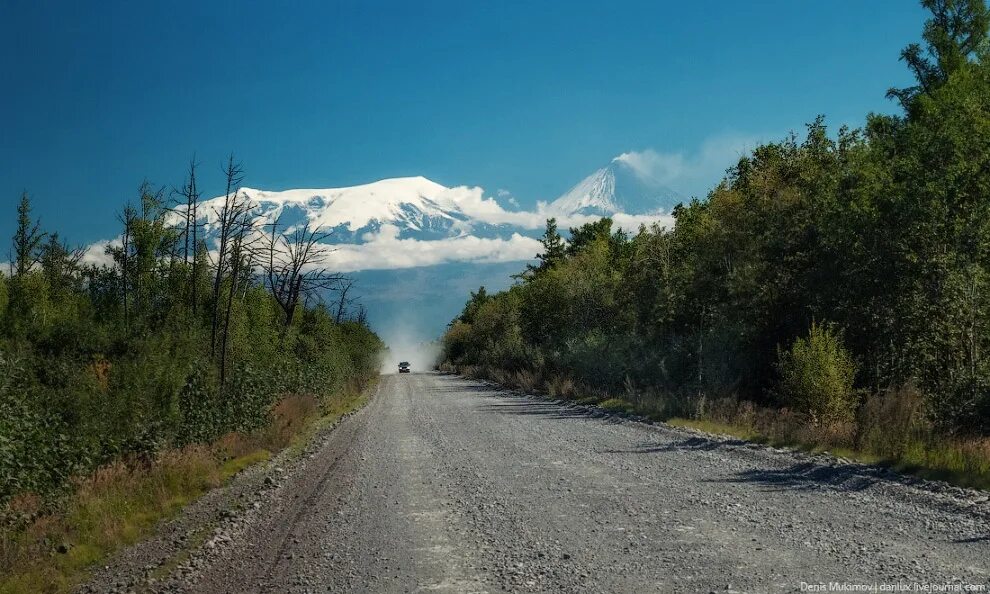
[398,361,411,374]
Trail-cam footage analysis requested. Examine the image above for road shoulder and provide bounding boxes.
[76,386,377,594]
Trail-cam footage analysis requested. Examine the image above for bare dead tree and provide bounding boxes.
[174,158,200,262]
[209,155,246,359]
[174,157,202,313]
[332,277,358,324]
[259,216,342,338]
[189,159,201,312]
[218,198,258,385]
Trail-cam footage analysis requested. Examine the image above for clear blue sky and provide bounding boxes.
[1,0,928,246]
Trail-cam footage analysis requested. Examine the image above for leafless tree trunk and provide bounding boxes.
[259,216,340,339]
[174,158,202,314]
[333,277,357,323]
[210,155,245,359]
[190,162,200,314]
[219,208,256,385]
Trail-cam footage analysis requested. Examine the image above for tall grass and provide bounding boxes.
[0,388,365,594]
[672,387,990,490]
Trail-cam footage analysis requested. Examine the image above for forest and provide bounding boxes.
[0,156,382,589]
[441,0,990,484]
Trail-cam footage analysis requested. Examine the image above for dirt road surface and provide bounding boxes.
[83,373,990,593]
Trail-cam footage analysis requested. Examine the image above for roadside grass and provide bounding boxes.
[460,364,990,493]
[667,416,990,490]
[598,397,636,414]
[891,439,990,490]
[0,448,225,594]
[666,417,762,443]
[0,385,370,594]
[219,450,272,479]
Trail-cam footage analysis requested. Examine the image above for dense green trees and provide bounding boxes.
[0,165,382,504]
[443,1,990,436]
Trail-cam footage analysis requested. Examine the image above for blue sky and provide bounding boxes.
[1,0,928,246]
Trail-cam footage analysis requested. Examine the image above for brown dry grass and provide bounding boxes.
[545,375,577,400]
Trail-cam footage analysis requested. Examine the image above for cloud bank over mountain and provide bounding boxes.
[73,151,717,337]
[328,225,541,272]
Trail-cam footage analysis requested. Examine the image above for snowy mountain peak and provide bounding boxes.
[548,156,683,217]
[193,176,474,242]
[235,175,453,231]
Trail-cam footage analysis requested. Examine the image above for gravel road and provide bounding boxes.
[84,373,990,593]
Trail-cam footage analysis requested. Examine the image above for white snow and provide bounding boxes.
[84,164,675,274]
[198,176,456,232]
[549,165,621,216]
[547,156,682,217]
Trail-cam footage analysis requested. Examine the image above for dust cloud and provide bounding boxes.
[379,323,442,374]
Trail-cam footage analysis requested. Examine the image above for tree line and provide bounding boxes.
[0,157,382,504]
[442,0,990,440]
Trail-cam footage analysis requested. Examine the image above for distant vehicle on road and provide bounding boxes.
[398,361,411,374]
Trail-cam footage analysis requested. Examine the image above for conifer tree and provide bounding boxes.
[525,218,566,277]
[11,192,44,276]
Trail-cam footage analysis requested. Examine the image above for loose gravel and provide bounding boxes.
[80,373,990,593]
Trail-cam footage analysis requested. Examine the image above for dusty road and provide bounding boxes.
[89,373,990,593]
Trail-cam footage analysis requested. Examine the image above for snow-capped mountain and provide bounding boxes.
[189,153,678,250]
[548,155,683,217]
[196,176,506,243]
[81,162,675,340]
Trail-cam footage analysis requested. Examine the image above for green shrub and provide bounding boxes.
[776,322,858,423]
[0,354,75,501]
[177,365,221,444]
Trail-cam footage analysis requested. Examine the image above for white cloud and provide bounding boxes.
[611,212,675,231]
[615,133,768,198]
[71,198,671,276]
[614,150,686,186]
[432,185,672,232]
[71,225,543,275]
[435,186,545,229]
[497,188,520,208]
[80,238,120,268]
[322,225,542,272]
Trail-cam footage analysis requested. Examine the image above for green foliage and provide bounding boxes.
[776,323,858,423]
[523,218,566,278]
[455,286,490,325]
[0,354,75,502]
[441,1,990,438]
[887,0,990,112]
[177,364,221,444]
[0,185,382,509]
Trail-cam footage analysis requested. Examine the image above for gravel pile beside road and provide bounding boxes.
[81,373,990,593]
